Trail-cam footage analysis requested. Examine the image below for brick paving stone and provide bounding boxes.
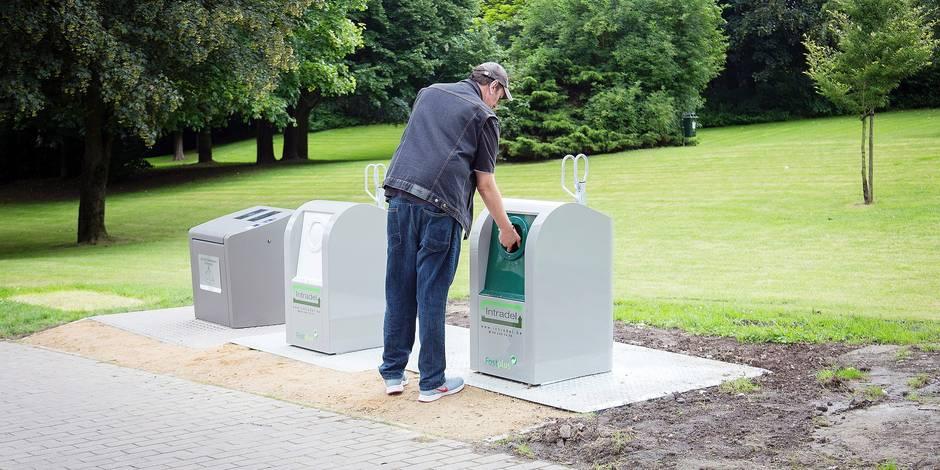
[0,342,565,469]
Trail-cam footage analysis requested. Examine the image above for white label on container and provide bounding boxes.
[198,254,222,293]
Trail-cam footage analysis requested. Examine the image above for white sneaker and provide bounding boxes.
[418,376,465,403]
[384,374,409,395]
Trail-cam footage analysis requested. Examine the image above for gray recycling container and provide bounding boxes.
[189,206,292,328]
[468,198,613,385]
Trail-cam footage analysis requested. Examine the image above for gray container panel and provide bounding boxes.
[226,218,288,328]
[323,204,385,353]
[469,199,613,385]
[190,239,231,326]
[284,201,386,354]
[468,213,494,373]
[528,204,612,384]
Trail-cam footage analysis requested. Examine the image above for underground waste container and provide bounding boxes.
[469,154,613,385]
[283,165,388,354]
[189,206,293,328]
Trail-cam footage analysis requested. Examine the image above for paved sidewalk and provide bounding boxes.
[0,342,563,470]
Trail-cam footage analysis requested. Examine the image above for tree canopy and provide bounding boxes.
[0,0,308,242]
[703,0,834,125]
[805,0,937,204]
[805,0,936,115]
[331,0,497,123]
[276,0,365,161]
[3,0,940,232]
[500,0,727,160]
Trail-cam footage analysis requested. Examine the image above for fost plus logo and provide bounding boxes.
[484,355,518,369]
[295,330,319,341]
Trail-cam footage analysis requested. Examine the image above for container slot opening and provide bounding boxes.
[235,208,267,220]
[248,210,279,222]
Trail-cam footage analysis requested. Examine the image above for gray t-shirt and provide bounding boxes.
[474,116,499,174]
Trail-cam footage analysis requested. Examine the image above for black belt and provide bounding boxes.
[385,188,434,206]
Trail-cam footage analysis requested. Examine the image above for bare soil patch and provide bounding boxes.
[451,300,940,468]
[482,318,940,469]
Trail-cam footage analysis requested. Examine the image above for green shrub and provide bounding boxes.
[499,0,726,160]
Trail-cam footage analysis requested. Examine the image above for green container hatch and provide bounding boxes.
[480,213,534,302]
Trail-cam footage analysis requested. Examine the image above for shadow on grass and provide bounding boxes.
[0,158,356,204]
[0,234,158,260]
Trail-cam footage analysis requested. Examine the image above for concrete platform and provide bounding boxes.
[92,306,282,349]
[233,331,384,373]
[91,307,767,412]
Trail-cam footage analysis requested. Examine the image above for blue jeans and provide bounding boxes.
[379,197,462,391]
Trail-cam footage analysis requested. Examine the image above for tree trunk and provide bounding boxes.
[173,131,185,161]
[281,105,299,161]
[78,87,111,244]
[860,114,869,203]
[197,129,213,164]
[59,142,69,179]
[296,100,313,160]
[255,120,276,164]
[867,110,874,205]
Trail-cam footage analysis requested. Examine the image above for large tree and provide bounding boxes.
[501,0,727,160]
[334,0,496,123]
[167,64,257,165]
[805,0,936,204]
[479,0,527,49]
[281,0,364,161]
[703,0,940,125]
[891,0,940,109]
[0,0,306,243]
[703,0,833,125]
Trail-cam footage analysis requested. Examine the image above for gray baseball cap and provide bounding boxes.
[473,62,513,101]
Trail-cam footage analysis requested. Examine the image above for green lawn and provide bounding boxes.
[2,110,939,342]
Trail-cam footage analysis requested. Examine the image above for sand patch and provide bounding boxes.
[24,320,568,441]
[11,290,144,311]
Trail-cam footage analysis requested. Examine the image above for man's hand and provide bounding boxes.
[498,224,522,252]
[476,171,520,251]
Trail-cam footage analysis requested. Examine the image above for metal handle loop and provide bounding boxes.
[364,163,387,208]
[561,153,589,205]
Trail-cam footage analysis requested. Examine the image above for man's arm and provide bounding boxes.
[476,171,521,250]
